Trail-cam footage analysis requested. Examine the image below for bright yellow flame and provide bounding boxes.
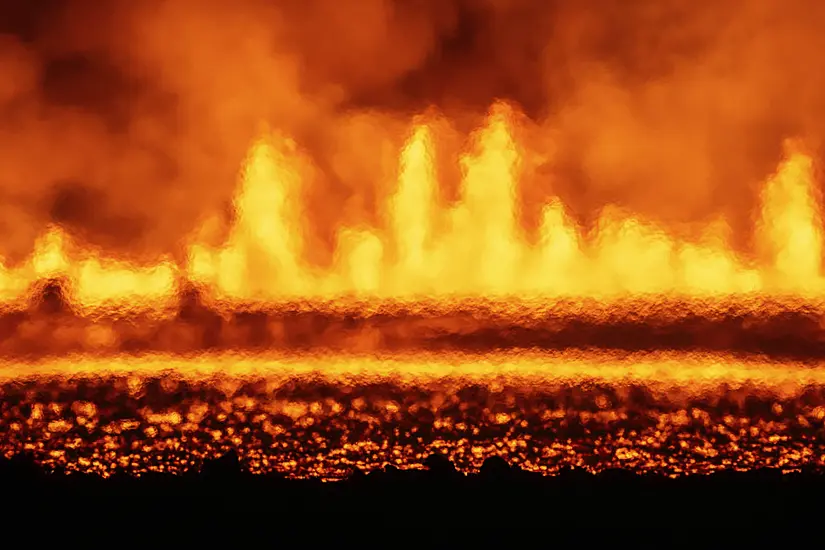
[528,198,582,295]
[758,140,823,292]
[31,226,70,279]
[335,228,384,295]
[455,105,522,294]
[74,258,177,313]
[1,102,824,311]
[228,136,308,298]
[391,124,436,294]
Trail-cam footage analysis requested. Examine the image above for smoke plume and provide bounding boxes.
[1,0,825,264]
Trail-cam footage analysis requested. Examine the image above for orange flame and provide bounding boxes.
[1,102,822,313]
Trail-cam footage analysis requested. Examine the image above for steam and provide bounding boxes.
[1,0,824,264]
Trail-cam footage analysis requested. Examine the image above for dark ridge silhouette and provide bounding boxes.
[2,451,823,536]
[199,450,246,480]
[349,466,367,482]
[479,456,512,480]
[598,467,645,483]
[556,466,593,483]
[0,451,41,480]
[423,453,460,479]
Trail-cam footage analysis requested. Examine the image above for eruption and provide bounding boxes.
[1,104,822,307]
[2,0,825,478]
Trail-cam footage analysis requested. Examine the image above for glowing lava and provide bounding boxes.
[2,350,824,478]
[0,102,820,314]
[0,103,823,478]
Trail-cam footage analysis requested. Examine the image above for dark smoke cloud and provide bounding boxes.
[1,0,824,265]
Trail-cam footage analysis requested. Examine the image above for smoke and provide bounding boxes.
[1,0,824,264]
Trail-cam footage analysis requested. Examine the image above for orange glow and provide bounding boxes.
[4,349,825,389]
[7,4,825,483]
[0,102,821,312]
[757,141,823,292]
[3,351,825,478]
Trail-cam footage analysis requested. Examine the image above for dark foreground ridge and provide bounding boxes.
[3,451,824,532]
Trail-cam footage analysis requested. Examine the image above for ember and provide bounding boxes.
[2,0,825,479]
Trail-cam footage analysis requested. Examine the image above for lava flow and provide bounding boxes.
[2,103,823,309]
[2,102,825,478]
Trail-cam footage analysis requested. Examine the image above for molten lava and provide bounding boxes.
[2,102,825,479]
[0,102,821,313]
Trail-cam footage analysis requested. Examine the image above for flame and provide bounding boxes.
[757,140,823,292]
[0,101,823,312]
[390,124,436,293]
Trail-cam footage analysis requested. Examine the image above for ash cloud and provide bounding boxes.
[1,0,824,265]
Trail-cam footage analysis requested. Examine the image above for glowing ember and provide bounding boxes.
[3,2,825,479]
[2,351,824,478]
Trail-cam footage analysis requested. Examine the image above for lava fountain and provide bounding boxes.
[2,103,824,478]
